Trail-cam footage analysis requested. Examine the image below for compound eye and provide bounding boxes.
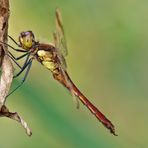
[21,32,25,37]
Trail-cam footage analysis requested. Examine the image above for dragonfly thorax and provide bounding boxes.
[19,31,36,50]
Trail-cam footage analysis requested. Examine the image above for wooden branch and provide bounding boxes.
[0,0,12,108]
[0,105,32,136]
[0,0,32,136]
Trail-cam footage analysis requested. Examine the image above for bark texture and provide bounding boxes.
[0,0,13,108]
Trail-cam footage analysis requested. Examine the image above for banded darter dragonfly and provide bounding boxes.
[0,9,116,135]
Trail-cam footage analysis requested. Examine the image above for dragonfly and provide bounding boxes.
[0,8,117,136]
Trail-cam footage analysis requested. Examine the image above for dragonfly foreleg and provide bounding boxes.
[8,35,20,47]
[0,40,27,52]
[6,58,33,97]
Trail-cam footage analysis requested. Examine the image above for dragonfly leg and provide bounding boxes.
[7,53,22,69]
[13,53,31,78]
[7,50,30,61]
[6,51,31,69]
[0,41,29,69]
[8,35,20,47]
[6,58,33,97]
[0,40,27,52]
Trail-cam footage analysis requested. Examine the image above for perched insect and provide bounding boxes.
[0,9,117,135]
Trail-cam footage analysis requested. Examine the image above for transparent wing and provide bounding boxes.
[53,32,79,108]
[53,31,67,69]
[55,8,68,57]
[53,9,79,108]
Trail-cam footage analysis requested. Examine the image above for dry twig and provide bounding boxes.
[0,0,32,136]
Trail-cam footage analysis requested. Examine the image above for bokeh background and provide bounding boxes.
[0,0,147,147]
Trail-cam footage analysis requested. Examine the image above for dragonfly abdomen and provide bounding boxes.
[53,70,117,136]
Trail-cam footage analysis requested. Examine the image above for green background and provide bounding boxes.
[0,0,147,147]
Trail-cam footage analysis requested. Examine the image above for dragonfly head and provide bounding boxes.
[19,31,35,50]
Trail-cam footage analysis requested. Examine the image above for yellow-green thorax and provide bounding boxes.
[37,50,58,72]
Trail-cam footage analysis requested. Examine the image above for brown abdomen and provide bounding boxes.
[53,70,116,135]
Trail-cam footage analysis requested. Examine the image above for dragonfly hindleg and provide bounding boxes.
[7,58,33,97]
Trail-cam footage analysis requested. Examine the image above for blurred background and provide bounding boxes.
[0,0,147,147]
